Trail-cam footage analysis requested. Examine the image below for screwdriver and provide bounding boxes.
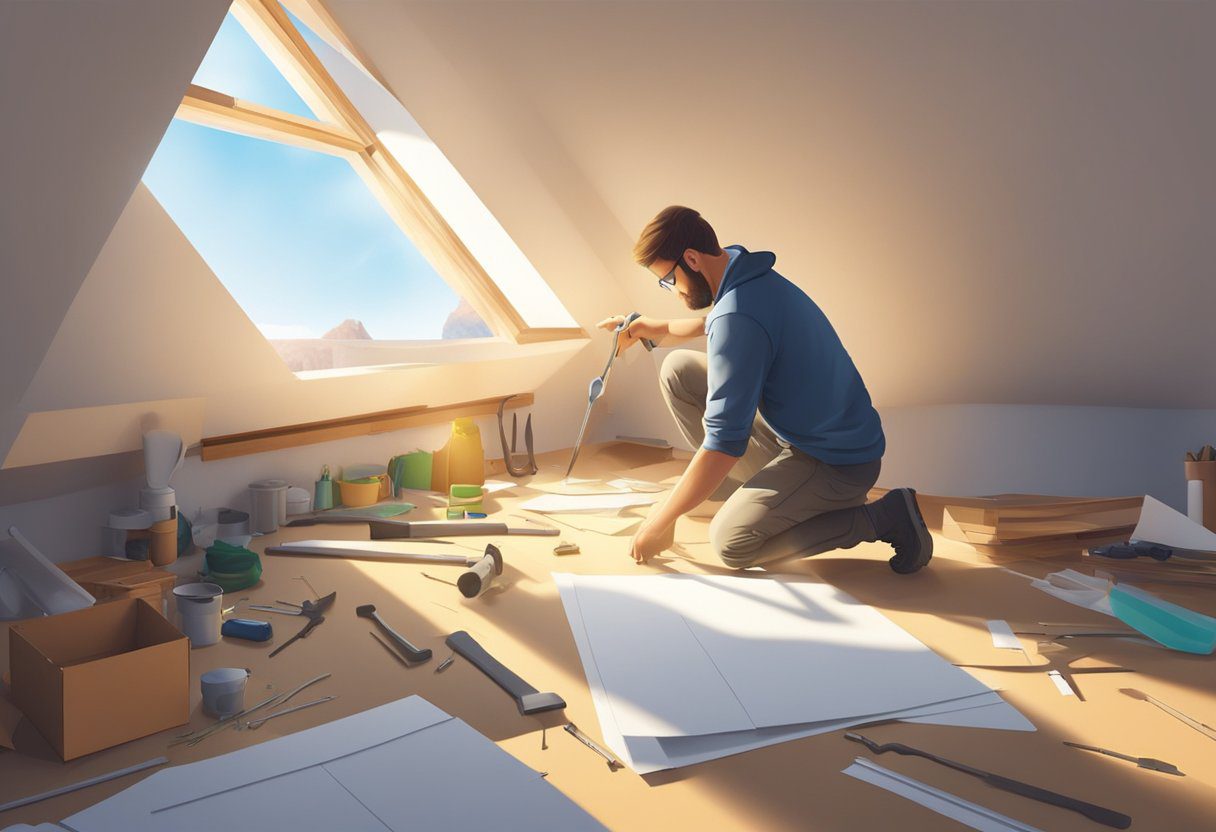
[1063,741,1185,776]
[564,723,623,771]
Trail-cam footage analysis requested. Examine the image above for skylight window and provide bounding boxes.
[139,1,577,374]
[289,13,580,330]
[192,12,317,121]
[143,121,489,371]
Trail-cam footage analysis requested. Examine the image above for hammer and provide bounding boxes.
[458,544,504,599]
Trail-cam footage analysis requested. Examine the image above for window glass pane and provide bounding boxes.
[193,12,318,121]
[288,6,580,329]
[142,120,490,372]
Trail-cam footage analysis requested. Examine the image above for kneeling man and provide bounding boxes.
[605,206,931,572]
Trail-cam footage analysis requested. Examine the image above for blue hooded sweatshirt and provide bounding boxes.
[702,246,885,466]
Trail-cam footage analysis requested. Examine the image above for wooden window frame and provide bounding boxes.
[173,0,584,347]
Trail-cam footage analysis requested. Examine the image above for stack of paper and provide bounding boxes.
[519,492,659,514]
[528,477,666,496]
[44,697,603,832]
[556,574,1033,773]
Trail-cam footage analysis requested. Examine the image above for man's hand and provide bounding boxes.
[628,515,676,564]
[624,448,738,564]
[596,315,667,356]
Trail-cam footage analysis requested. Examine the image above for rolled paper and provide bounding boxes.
[1188,479,1204,525]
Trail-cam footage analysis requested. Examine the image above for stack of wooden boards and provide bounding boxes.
[57,556,177,605]
[1081,549,1216,586]
[934,494,1143,560]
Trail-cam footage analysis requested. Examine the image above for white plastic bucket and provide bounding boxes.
[201,667,249,717]
[249,480,288,533]
[173,582,223,647]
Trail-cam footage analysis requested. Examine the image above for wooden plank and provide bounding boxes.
[176,85,364,156]
[58,558,176,604]
[968,527,1135,561]
[515,327,590,345]
[200,393,534,461]
[942,495,1143,528]
[946,507,1143,542]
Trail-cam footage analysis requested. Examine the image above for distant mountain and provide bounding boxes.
[442,298,492,339]
[323,318,372,340]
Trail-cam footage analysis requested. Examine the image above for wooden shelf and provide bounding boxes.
[199,393,533,461]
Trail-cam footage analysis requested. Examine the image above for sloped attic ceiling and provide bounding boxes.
[6,183,291,468]
[326,0,1216,409]
[3,1,634,470]
[0,0,232,466]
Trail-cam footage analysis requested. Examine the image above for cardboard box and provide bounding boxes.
[9,597,189,760]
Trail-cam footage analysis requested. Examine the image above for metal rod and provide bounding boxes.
[246,695,337,730]
[564,722,623,771]
[172,673,332,747]
[1135,689,1216,742]
[0,756,168,812]
[421,571,458,587]
[370,630,412,667]
[294,575,321,600]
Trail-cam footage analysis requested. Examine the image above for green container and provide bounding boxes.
[399,451,433,491]
[203,540,263,592]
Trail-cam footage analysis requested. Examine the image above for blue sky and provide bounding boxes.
[141,12,469,341]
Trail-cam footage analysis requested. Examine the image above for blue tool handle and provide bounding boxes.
[622,311,656,351]
[221,618,273,642]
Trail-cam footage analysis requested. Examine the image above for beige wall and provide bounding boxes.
[331,0,1215,409]
[0,0,230,466]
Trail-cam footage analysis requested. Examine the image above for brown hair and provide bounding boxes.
[632,206,722,267]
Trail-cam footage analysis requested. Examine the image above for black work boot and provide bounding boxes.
[865,488,933,574]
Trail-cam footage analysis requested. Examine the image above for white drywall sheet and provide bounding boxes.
[59,696,603,832]
[556,573,1033,773]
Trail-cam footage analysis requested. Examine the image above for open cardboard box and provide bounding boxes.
[8,597,189,760]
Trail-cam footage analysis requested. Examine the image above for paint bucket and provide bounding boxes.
[201,667,249,718]
[249,479,288,533]
[338,477,381,508]
[173,582,224,647]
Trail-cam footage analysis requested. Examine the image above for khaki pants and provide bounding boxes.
[660,350,881,569]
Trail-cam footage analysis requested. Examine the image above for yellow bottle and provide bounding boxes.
[431,418,485,492]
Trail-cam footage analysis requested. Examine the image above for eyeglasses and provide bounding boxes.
[656,260,681,292]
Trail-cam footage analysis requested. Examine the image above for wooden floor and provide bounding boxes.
[2,442,1214,830]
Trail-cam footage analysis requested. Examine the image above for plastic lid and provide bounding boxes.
[109,508,153,530]
[201,667,249,686]
[249,479,288,490]
[173,582,224,600]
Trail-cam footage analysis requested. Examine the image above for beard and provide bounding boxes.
[682,267,715,310]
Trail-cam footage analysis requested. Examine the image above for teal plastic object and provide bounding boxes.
[314,465,334,511]
[1109,585,1216,655]
[176,513,193,556]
